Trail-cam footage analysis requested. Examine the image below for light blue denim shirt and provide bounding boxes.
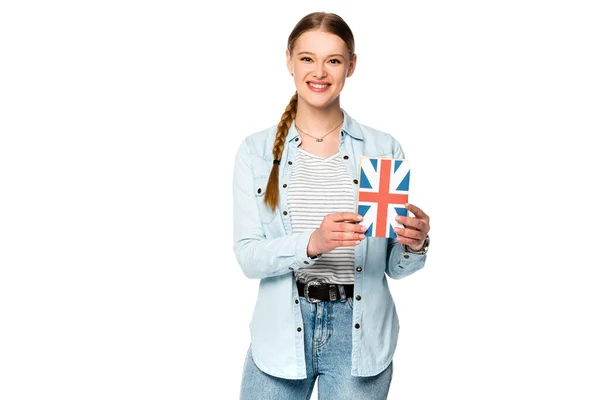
[233,109,427,379]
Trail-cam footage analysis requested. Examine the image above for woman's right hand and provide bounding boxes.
[307,212,367,256]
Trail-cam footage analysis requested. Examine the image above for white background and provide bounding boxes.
[1,1,599,399]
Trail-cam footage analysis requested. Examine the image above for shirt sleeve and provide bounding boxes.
[384,135,427,280]
[232,139,319,279]
[385,239,427,280]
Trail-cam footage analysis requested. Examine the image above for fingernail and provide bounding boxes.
[360,225,367,232]
[355,240,361,245]
[359,234,365,239]
[357,215,363,221]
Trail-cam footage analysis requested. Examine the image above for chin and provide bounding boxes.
[298,91,340,109]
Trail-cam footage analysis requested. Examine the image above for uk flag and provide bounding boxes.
[357,157,410,238]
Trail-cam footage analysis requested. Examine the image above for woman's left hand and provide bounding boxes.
[393,203,430,251]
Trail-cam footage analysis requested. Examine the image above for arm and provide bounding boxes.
[386,237,427,280]
[385,137,430,279]
[232,139,318,279]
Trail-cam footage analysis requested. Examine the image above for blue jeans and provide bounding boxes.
[240,296,393,399]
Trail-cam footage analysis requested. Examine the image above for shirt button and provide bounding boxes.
[355,295,362,301]
[353,179,358,184]
[288,161,293,165]
[295,299,299,304]
[283,211,288,215]
[304,261,309,265]
[297,327,302,332]
[403,254,410,259]
[343,155,349,160]
[283,184,287,188]
[257,188,262,194]
[295,137,299,142]
[354,323,360,329]
[356,266,362,272]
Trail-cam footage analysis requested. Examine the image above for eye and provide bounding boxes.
[300,57,312,62]
[329,59,342,64]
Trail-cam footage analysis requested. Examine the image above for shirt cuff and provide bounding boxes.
[401,248,427,261]
[293,230,320,270]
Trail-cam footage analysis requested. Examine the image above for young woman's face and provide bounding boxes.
[286,30,356,109]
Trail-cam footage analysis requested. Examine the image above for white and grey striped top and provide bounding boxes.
[288,148,356,284]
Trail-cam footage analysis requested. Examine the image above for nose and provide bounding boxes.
[312,63,326,79]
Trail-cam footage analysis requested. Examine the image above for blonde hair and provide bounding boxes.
[263,12,355,211]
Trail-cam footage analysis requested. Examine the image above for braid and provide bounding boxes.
[264,92,298,212]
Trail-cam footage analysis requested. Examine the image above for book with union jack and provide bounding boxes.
[356,156,410,238]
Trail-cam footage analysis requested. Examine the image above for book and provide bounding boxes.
[356,156,410,238]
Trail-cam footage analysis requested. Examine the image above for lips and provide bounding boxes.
[307,81,331,92]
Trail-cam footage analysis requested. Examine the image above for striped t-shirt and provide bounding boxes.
[288,148,356,284]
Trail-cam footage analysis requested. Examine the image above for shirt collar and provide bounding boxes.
[340,108,363,140]
[286,108,363,143]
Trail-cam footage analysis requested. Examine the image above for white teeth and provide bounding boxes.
[309,83,327,89]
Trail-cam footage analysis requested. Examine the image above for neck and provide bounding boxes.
[294,96,343,134]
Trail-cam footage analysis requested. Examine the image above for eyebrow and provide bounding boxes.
[296,51,346,59]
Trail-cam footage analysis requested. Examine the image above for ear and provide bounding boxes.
[346,53,357,78]
[286,49,293,75]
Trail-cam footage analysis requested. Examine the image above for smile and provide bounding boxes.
[307,82,331,92]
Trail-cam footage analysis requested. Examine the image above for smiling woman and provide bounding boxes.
[232,11,431,400]
[286,30,356,112]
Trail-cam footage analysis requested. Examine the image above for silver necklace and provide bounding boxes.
[295,119,343,142]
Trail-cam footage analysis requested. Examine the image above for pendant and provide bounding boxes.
[316,138,323,142]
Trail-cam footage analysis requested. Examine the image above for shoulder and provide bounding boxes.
[357,120,399,147]
[345,112,404,158]
[236,125,278,162]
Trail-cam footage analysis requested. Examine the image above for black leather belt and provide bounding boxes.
[296,281,354,303]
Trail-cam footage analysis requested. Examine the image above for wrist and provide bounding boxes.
[407,243,423,252]
[307,230,322,258]
[405,235,430,255]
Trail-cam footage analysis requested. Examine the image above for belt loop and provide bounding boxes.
[328,284,338,301]
[338,284,347,302]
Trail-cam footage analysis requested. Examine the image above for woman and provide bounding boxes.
[233,11,430,399]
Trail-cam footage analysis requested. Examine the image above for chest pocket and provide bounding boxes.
[254,177,277,224]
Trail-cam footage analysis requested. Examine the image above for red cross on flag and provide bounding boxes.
[356,157,410,238]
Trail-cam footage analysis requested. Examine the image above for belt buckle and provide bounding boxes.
[304,281,322,303]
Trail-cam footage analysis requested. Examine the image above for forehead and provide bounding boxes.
[293,30,348,56]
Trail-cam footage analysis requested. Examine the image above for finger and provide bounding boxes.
[395,235,424,248]
[329,212,364,223]
[331,231,366,242]
[395,215,426,231]
[330,222,368,233]
[393,227,424,241]
[335,240,363,247]
[405,204,429,221]
[341,222,368,233]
